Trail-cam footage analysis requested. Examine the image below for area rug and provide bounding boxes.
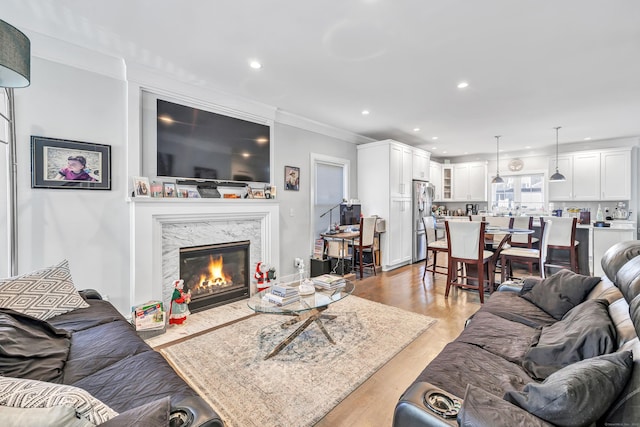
[160,296,436,427]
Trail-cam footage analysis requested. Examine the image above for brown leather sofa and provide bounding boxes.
[393,241,640,427]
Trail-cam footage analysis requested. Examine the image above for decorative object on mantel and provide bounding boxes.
[549,126,566,182]
[168,279,191,326]
[251,188,266,199]
[163,182,177,197]
[491,135,504,184]
[31,136,111,190]
[150,181,163,197]
[132,176,150,197]
[285,165,300,191]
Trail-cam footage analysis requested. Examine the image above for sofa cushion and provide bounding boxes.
[522,299,617,379]
[0,308,70,383]
[99,396,170,427]
[615,256,640,308]
[504,351,633,427]
[520,269,601,320]
[47,299,124,333]
[0,375,118,425]
[415,341,533,400]
[458,384,553,427]
[457,311,539,363]
[606,338,640,425]
[481,291,556,328]
[0,260,88,320]
[600,241,640,282]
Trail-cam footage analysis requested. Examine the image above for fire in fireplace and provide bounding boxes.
[179,240,250,312]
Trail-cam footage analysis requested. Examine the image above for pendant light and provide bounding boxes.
[491,135,504,184]
[549,126,566,182]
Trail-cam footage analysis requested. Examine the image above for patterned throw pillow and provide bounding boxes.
[0,260,89,320]
[0,376,118,424]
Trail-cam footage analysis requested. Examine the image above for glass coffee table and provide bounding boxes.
[247,279,355,360]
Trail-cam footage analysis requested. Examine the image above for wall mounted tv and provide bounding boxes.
[156,99,271,183]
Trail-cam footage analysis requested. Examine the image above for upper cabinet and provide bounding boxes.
[429,161,443,201]
[389,142,413,198]
[442,165,453,200]
[548,148,631,201]
[452,161,487,201]
[412,148,430,180]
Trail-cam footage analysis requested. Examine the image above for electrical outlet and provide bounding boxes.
[294,257,303,268]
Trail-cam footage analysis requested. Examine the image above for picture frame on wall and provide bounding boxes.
[285,165,300,191]
[132,176,151,197]
[31,136,112,190]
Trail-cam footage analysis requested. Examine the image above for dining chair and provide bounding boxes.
[469,215,485,222]
[349,216,377,278]
[484,216,513,251]
[508,216,538,274]
[542,216,580,273]
[422,216,448,279]
[500,219,553,282]
[445,220,495,304]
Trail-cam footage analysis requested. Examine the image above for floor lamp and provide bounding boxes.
[0,19,31,276]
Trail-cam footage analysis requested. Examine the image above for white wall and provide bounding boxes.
[7,56,130,313]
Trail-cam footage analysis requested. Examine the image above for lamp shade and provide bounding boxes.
[0,19,30,88]
[549,171,566,182]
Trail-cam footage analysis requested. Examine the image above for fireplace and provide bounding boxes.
[179,240,250,312]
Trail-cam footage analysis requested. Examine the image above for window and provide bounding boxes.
[492,173,545,215]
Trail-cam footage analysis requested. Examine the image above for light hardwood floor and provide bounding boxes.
[316,261,483,427]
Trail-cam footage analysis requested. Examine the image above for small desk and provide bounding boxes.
[321,231,359,275]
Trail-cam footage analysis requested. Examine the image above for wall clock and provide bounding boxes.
[508,158,524,171]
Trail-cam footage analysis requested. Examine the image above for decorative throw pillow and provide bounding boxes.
[0,260,89,320]
[0,376,118,425]
[520,269,601,320]
[2,405,94,427]
[504,351,633,427]
[522,299,617,379]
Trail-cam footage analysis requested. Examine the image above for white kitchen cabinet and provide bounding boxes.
[357,139,423,271]
[430,161,442,201]
[572,152,600,200]
[388,198,412,266]
[412,148,430,180]
[452,162,487,201]
[442,165,453,201]
[549,149,632,202]
[548,155,573,200]
[390,142,413,198]
[601,150,631,200]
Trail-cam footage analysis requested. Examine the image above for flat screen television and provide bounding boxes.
[156,99,271,183]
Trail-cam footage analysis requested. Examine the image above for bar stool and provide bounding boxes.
[422,216,448,279]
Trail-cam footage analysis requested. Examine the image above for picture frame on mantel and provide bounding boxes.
[285,165,300,191]
[31,136,111,190]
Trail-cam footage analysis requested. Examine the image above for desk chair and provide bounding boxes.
[500,219,553,282]
[445,221,495,304]
[349,216,377,279]
[422,216,448,279]
[542,216,580,273]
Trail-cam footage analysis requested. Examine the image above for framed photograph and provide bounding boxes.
[132,176,150,197]
[177,184,199,198]
[252,188,266,199]
[284,165,300,191]
[150,181,164,198]
[31,136,111,190]
[163,182,177,197]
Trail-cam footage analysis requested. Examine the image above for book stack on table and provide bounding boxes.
[312,274,346,290]
[262,284,300,306]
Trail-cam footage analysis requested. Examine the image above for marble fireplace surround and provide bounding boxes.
[129,199,280,309]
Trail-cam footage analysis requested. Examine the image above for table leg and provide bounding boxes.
[264,306,335,360]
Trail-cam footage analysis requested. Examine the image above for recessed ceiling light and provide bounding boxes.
[442,151,448,154]
[431,146,437,150]
[525,145,531,149]
[584,137,592,141]
[464,152,468,155]
[249,60,262,69]
[432,136,439,140]
[413,128,420,132]
[361,110,370,115]
[457,82,469,89]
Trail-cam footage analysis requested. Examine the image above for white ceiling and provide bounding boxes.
[3,0,640,157]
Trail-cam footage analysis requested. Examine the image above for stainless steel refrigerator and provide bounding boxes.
[412,180,434,263]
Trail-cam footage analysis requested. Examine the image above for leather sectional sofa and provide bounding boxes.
[393,240,640,427]
[0,288,223,426]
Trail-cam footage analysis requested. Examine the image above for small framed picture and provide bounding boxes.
[177,184,199,198]
[132,176,150,197]
[150,181,164,197]
[252,188,265,199]
[163,182,177,197]
[31,136,111,190]
[285,166,300,191]
[246,187,254,199]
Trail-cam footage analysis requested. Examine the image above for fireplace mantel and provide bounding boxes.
[129,198,279,308]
